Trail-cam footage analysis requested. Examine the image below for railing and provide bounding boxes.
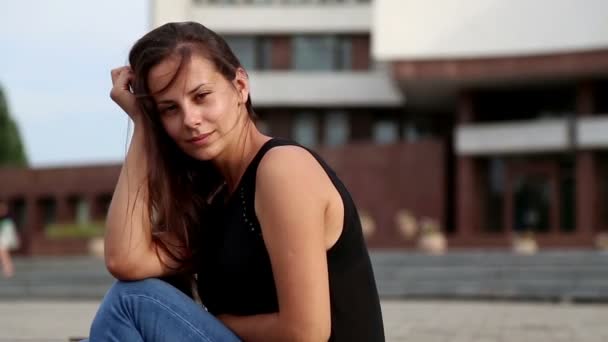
[193,0,370,5]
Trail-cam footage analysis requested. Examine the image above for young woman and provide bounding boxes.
[87,21,384,342]
[0,200,17,278]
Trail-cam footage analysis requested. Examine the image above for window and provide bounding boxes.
[559,158,576,233]
[474,85,576,122]
[224,36,273,70]
[402,123,420,142]
[372,119,399,144]
[324,111,349,146]
[293,112,318,147]
[38,198,57,228]
[76,198,90,225]
[293,36,335,71]
[224,35,365,71]
[259,37,273,70]
[293,35,354,71]
[9,199,26,231]
[483,158,505,233]
[224,36,256,70]
[336,37,352,70]
[596,80,608,113]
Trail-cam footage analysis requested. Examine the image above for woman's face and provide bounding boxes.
[148,53,248,161]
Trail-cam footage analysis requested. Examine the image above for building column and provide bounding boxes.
[575,81,597,239]
[271,36,291,70]
[56,197,72,224]
[266,110,292,139]
[21,197,40,255]
[89,194,104,222]
[456,92,480,238]
[351,35,370,70]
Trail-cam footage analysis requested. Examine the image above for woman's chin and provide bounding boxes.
[186,147,218,162]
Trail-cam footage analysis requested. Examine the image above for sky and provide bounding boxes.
[0,0,149,167]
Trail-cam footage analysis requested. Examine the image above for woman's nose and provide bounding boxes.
[183,106,202,128]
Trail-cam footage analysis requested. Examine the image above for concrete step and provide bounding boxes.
[1,251,607,301]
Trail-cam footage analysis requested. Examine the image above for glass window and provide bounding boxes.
[9,199,26,231]
[336,37,352,70]
[324,111,349,146]
[293,36,336,71]
[483,158,505,233]
[402,123,420,142]
[258,37,273,70]
[76,198,90,225]
[38,198,57,228]
[293,112,318,147]
[513,175,551,233]
[596,80,608,113]
[559,158,576,233]
[373,119,399,144]
[224,36,256,70]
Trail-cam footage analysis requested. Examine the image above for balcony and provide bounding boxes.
[153,0,371,33]
[247,70,403,107]
[455,119,571,155]
[576,115,608,148]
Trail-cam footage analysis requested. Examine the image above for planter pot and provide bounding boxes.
[395,210,418,241]
[418,232,447,255]
[595,233,608,251]
[359,211,376,239]
[88,237,104,259]
[512,234,538,255]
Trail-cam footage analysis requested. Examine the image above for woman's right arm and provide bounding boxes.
[104,66,179,280]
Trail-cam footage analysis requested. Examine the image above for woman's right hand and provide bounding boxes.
[110,66,142,121]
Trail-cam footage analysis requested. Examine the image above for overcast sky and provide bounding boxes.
[0,0,149,167]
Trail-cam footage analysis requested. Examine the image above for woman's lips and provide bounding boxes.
[187,132,213,146]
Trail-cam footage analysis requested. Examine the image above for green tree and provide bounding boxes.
[0,85,28,166]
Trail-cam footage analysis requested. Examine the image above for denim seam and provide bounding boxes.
[123,293,216,342]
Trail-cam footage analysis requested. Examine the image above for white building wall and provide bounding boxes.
[152,0,371,33]
[374,0,608,61]
[455,119,571,155]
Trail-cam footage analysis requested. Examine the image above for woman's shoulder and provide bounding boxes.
[255,143,329,195]
[259,143,323,177]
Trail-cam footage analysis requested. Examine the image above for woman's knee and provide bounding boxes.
[102,278,170,304]
[91,279,172,332]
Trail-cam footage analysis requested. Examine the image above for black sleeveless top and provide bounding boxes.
[195,138,385,341]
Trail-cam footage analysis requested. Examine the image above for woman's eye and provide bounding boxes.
[195,93,209,101]
[160,105,177,114]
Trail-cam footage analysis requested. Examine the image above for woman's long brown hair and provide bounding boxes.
[128,22,255,272]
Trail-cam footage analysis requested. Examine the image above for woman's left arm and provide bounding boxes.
[218,146,332,342]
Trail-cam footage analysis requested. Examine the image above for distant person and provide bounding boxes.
[84,22,384,341]
[0,200,18,278]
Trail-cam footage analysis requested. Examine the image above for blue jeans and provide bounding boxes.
[83,278,241,342]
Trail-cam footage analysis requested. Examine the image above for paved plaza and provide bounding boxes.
[0,299,606,342]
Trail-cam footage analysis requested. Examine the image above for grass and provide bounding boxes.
[45,222,105,239]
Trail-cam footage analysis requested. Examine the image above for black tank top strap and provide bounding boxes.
[243,138,301,183]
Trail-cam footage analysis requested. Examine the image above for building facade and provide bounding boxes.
[2,0,607,254]
[374,0,608,247]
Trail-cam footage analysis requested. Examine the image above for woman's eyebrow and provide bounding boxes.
[156,83,208,104]
[187,83,208,95]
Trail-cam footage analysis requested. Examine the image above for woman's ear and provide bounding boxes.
[233,68,250,105]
